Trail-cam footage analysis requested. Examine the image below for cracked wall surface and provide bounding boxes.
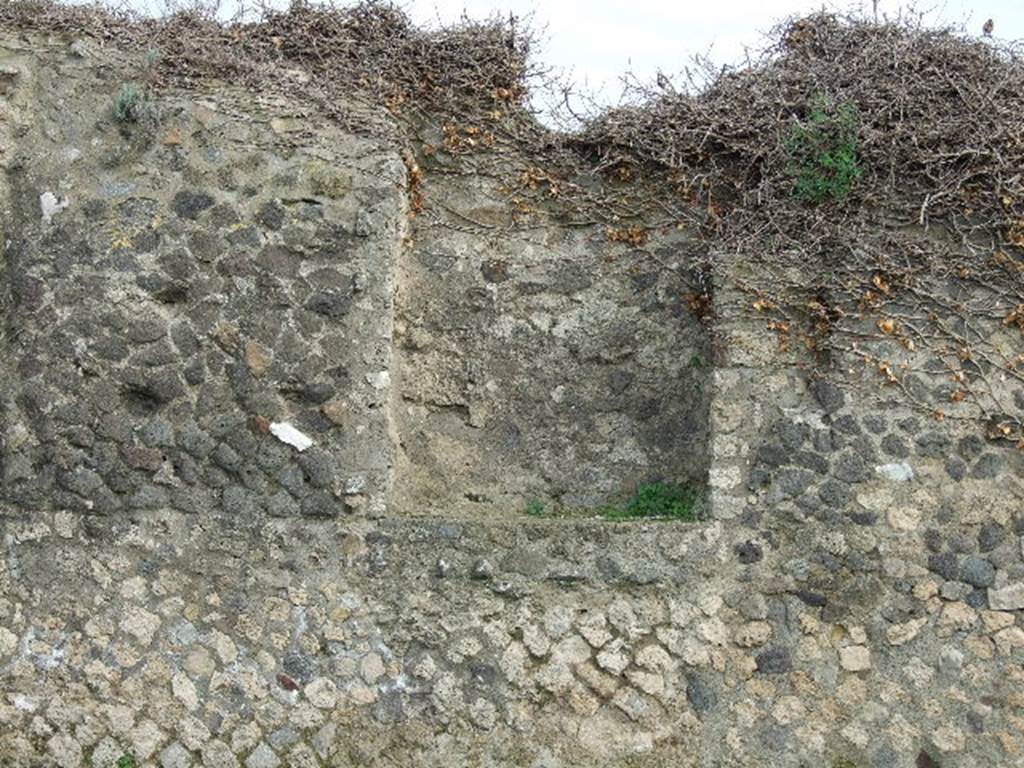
[2,28,1024,768]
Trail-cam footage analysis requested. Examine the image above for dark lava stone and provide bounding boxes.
[222,485,259,516]
[266,491,300,518]
[607,370,634,395]
[810,380,845,414]
[282,651,314,683]
[847,511,877,526]
[775,420,811,451]
[978,522,1006,552]
[172,190,215,219]
[747,468,772,491]
[301,491,337,517]
[850,434,879,461]
[872,746,900,767]
[965,589,989,609]
[833,452,871,483]
[796,495,822,515]
[948,533,975,554]
[129,484,169,509]
[298,450,335,489]
[213,443,242,472]
[812,430,834,453]
[957,435,986,460]
[971,453,1006,479]
[792,590,827,607]
[818,480,851,508]
[915,431,950,458]
[481,259,511,283]
[966,711,985,734]
[773,468,816,498]
[831,414,861,434]
[945,457,967,482]
[138,418,175,447]
[927,552,959,581]
[924,529,944,553]
[735,540,763,564]
[755,647,793,674]
[881,434,910,459]
[305,291,352,319]
[686,673,717,713]
[861,413,887,434]
[960,555,995,588]
[793,451,830,474]
[756,442,790,468]
[256,200,286,230]
[896,417,920,433]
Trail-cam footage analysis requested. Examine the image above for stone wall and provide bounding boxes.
[0,34,406,521]
[2,30,1024,768]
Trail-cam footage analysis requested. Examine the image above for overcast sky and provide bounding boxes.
[79,0,1023,115]
[403,1,1021,102]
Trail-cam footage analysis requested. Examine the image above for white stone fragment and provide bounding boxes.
[875,462,914,481]
[40,191,69,224]
[269,422,313,452]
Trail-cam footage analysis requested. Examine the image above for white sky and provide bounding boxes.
[76,0,1024,116]
[400,1,1020,109]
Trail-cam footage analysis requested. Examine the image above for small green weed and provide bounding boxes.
[602,481,703,521]
[116,755,137,768]
[785,94,862,203]
[114,83,146,123]
[525,499,547,517]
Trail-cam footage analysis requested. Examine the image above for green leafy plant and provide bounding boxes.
[115,755,137,768]
[524,499,547,517]
[786,95,862,203]
[602,481,703,521]
[113,83,145,123]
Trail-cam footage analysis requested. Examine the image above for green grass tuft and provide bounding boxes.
[113,83,145,123]
[524,499,547,517]
[601,481,703,521]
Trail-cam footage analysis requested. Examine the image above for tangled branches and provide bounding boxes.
[576,13,1024,247]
